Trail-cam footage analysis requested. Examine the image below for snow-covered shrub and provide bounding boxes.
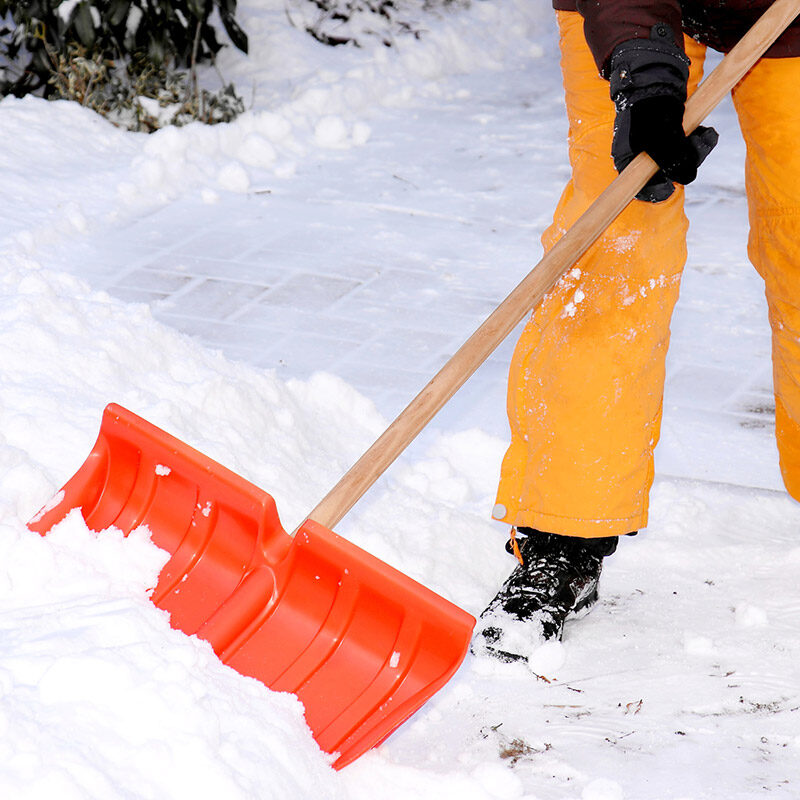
[45,44,245,130]
[286,0,468,48]
[0,0,247,130]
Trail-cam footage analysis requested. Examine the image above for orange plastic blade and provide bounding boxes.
[28,404,476,768]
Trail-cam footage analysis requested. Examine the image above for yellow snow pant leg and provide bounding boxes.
[493,11,707,537]
[733,58,800,502]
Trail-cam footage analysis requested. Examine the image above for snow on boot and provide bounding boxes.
[472,529,619,663]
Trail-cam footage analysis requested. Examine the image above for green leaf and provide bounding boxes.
[215,0,237,15]
[219,9,247,53]
[200,25,221,57]
[72,2,96,48]
[187,0,211,21]
[147,35,165,65]
[108,0,131,27]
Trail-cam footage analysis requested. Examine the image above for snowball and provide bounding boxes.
[238,133,277,168]
[683,635,715,655]
[526,639,566,677]
[217,162,250,193]
[352,122,372,146]
[293,87,330,115]
[256,112,292,141]
[138,157,166,189]
[734,603,768,628]
[314,116,349,148]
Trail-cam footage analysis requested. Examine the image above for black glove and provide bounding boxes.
[609,24,719,202]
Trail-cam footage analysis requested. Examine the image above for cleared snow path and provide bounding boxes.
[3,10,782,492]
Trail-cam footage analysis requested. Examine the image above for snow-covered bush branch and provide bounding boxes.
[0,0,248,130]
[286,0,469,48]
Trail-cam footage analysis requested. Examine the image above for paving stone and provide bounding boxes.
[353,328,457,371]
[161,278,268,321]
[254,274,363,311]
[139,253,286,285]
[108,286,170,305]
[113,268,197,294]
[36,64,785,494]
[665,366,750,413]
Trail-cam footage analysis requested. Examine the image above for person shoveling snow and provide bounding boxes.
[476,0,800,661]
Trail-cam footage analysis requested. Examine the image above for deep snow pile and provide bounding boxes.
[0,257,506,798]
[4,259,800,800]
[2,0,800,797]
[0,4,530,795]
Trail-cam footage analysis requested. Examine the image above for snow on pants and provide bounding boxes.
[493,10,800,537]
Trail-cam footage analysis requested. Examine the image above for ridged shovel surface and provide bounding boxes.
[28,404,476,768]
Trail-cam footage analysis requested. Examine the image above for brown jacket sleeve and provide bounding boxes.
[575,0,685,75]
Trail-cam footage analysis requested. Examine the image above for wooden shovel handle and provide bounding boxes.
[307,0,800,531]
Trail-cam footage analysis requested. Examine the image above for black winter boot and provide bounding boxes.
[473,528,619,663]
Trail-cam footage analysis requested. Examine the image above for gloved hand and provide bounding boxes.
[609,24,719,202]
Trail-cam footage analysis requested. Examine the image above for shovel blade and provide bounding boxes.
[28,404,475,768]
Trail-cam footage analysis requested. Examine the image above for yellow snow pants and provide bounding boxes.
[494,10,800,537]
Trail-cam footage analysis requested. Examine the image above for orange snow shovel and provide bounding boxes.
[28,0,800,770]
[29,404,474,768]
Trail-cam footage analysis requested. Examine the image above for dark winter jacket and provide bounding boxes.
[553,0,800,75]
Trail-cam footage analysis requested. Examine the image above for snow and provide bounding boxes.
[1,0,800,797]
[0,516,336,799]
[56,0,81,23]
